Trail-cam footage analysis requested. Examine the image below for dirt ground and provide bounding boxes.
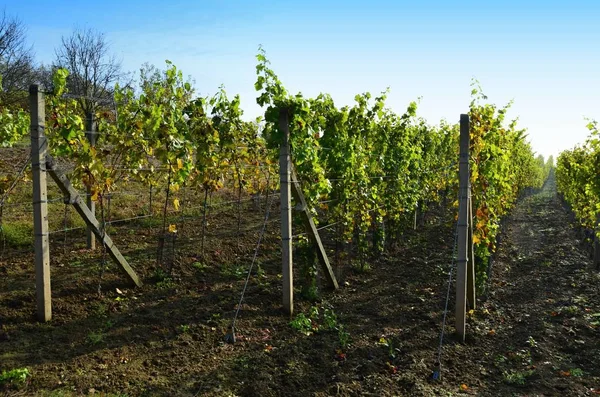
[1,172,599,396]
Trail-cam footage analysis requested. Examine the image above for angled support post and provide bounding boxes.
[290,167,339,290]
[467,192,476,310]
[46,156,142,288]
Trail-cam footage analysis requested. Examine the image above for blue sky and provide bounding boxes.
[7,0,600,159]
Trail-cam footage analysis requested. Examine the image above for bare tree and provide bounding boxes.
[0,9,35,106]
[54,27,128,115]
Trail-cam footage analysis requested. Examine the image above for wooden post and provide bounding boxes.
[467,193,476,310]
[85,112,96,250]
[413,204,418,230]
[279,109,293,315]
[455,114,470,342]
[46,156,142,287]
[290,167,339,290]
[30,84,52,322]
[594,215,600,271]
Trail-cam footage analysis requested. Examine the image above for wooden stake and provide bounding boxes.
[467,193,476,310]
[30,84,52,322]
[85,112,96,250]
[594,215,600,271]
[290,167,339,290]
[279,109,293,315]
[46,157,142,287]
[455,114,470,342]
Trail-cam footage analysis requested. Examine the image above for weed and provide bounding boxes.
[338,327,350,348]
[378,337,399,359]
[152,267,169,281]
[157,279,175,289]
[559,305,579,315]
[179,324,190,333]
[86,331,104,345]
[323,308,338,330]
[585,312,600,326]
[301,283,319,302]
[92,302,107,317]
[233,356,251,371]
[153,268,176,289]
[220,264,245,279]
[255,264,265,278]
[290,305,350,347]
[207,313,223,327]
[192,261,208,272]
[527,336,538,348]
[570,368,584,377]
[0,367,29,386]
[502,369,534,385]
[290,313,314,335]
[495,354,507,366]
[351,260,372,273]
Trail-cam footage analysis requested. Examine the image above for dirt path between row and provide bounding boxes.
[235,173,600,396]
[425,174,600,396]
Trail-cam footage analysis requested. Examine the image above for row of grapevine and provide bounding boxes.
[0,75,31,206]
[468,86,553,290]
[255,50,459,278]
[556,121,600,234]
[255,51,550,289]
[0,76,30,149]
[2,51,551,292]
[41,64,276,243]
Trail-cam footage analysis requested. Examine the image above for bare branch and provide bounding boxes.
[54,27,130,115]
[0,9,35,106]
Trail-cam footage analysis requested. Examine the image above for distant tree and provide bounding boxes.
[31,63,55,92]
[0,9,35,106]
[54,27,129,116]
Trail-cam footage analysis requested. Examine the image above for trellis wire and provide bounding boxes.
[433,180,465,381]
[227,180,277,344]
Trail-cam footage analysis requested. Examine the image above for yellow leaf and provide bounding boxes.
[177,158,183,170]
[173,198,180,211]
[91,189,99,202]
[472,234,481,244]
[168,224,177,233]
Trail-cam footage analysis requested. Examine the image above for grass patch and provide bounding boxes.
[0,222,33,247]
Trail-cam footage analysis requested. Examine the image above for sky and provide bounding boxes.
[6,0,600,159]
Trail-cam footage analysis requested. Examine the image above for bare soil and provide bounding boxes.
[1,171,599,396]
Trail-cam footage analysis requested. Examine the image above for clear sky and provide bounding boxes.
[7,0,600,159]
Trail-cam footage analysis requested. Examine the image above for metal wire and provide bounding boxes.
[434,183,467,380]
[228,186,277,343]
